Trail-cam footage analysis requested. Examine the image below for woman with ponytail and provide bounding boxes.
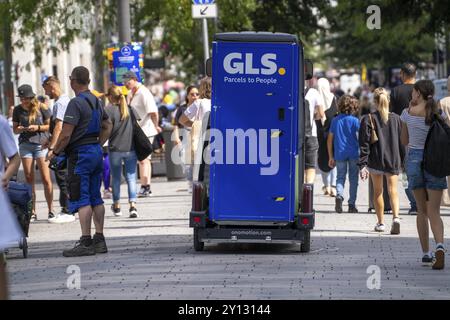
[359,88,404,235]
[400,80,447,270]
[105,85,139,218]
[12,84,54,221]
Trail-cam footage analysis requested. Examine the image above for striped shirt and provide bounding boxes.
[400,108,448,149]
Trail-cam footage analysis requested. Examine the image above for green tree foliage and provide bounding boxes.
[324,0,449,68]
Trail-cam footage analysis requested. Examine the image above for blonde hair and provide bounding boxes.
[373,88,390,124]
[199,77,211,99]
[107,85,129,120]
[28,98,47,124]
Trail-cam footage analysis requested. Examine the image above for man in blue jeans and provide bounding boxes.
[327,95,360,213]
[50,66,112,257]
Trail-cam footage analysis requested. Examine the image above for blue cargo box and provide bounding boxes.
[209,32,305,224]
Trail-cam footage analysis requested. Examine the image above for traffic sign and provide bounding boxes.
[192,0,215,4]
[192,4,217,19]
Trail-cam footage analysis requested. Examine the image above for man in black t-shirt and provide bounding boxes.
[389,62,417,214]
[50,67,112,257]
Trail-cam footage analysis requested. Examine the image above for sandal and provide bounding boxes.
[30,213,37,222]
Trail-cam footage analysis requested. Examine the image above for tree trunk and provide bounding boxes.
[2,1,14,115]
[94,0,105,92]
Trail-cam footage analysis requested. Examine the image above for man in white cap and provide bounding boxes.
[123,71,161,198]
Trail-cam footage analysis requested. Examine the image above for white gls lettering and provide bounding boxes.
[223,53,278,75]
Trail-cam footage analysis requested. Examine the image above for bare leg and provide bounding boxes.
[36,157,53,213]
[414,189,430,253]
[426,189,445,245]
[305,168,316,184]
[386,174,400,219]
[139,159,150,186]
[92,204,105,234]
[371,173,384,225]
[78,205,93,237]
[22,158,35,214]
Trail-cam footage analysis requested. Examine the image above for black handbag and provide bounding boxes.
[129,107,153,161]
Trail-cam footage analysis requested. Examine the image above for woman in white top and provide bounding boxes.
[317,78,337,196]
[400,80,447,270]
[179,77,212,173]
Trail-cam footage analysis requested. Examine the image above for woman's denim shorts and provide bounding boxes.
[19,142,47,159]
[406,148,447,190]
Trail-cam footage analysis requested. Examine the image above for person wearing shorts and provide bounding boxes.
[304,84,324,184]
[12,84,54,221]
[359,88,404,234]
[401,80,447,270]
[50,67,112,257]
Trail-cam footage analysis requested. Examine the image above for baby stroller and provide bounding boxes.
[6,181,32,258]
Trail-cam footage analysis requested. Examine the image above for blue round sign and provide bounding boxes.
[192,0,215,4]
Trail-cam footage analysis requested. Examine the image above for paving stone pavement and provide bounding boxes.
[5,175,450,300]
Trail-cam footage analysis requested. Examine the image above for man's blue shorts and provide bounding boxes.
[67,144,104,213]
[406,148,447,191]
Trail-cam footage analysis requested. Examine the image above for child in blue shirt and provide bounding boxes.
[327,95,360,213]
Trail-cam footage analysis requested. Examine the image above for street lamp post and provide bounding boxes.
[117,0,131,43]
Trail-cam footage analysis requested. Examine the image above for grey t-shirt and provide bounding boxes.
[63,91,108,149]
[12,104,51,145]
[105,104,140,152]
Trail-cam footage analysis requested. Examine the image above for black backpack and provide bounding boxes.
[423,113,450,178]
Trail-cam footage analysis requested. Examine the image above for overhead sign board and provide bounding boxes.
[192,0,215,4]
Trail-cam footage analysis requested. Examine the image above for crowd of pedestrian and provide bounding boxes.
[0,62,449,275]
[305,63,450,270]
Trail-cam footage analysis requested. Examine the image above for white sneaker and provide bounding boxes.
[374,223,385,232]
[48,213,76,224]
[103,190,113,199]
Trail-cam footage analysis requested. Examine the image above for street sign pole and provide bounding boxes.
[192,1,216,66]
[202,18,210,63]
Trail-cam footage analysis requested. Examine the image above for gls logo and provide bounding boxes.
[224,53,279,75]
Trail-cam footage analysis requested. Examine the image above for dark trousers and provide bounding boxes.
[54,168,69,213]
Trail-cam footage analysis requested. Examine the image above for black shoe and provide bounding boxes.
[129,207,138,219]
[63,238,96,257]
[48,212,55,219]
[422,254,434,265]
[92,234,108,254]
[335,197,343,213]
[111,205,122,217]
[348,205,359,213]
[138,185,151,198]
[408,207,418,215]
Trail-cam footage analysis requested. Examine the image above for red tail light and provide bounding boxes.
[302,218,309,225]
[193,217,201,224]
